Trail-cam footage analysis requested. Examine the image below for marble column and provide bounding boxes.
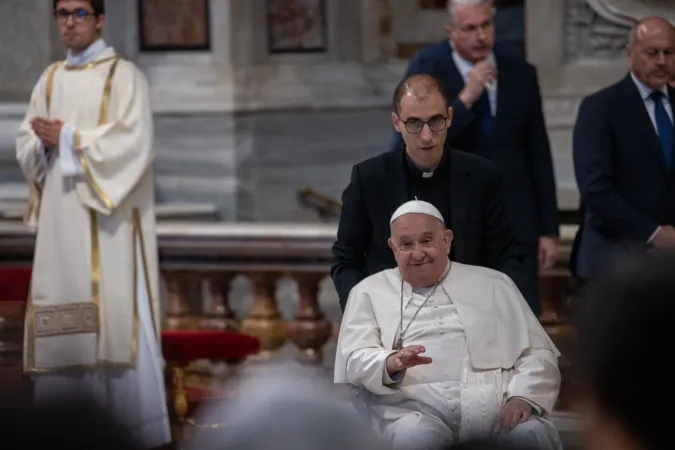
[0,1,57,101]
[102,0,139,59]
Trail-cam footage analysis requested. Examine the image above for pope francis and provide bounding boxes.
[334,200,563,450]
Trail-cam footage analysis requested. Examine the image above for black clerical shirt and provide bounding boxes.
[403,149,455,259]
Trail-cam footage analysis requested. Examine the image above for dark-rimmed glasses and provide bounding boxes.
[398,115,448,134]
[54,8,95,23]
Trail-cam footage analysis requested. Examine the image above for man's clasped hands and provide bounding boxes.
[31,117,63,149]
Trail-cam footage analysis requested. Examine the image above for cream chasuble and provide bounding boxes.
[335,262,562,449]
[16,41,169,447]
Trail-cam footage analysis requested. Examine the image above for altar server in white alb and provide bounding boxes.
[15,0,170,447]
[335,199,562,450]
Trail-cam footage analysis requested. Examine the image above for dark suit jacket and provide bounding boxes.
[573,74,675,279]
[392,40,559,249]
[331,145,522,310]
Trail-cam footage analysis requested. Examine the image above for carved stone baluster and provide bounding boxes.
[287,273,332,363]
[164,271,195,330]
[201,273,237,331]
[240,272,286,355]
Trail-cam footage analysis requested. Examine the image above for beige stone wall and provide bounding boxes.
[0,0,62,100]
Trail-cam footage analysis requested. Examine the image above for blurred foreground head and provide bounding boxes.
[577,251,675,450]
[441,440,538,449]
[188,363,385,450]
[0,397,142,450]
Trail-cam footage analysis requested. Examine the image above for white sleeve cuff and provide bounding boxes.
[35,141,49,184]
[382,367,406,386]
[59,123,84,177]
[648,226,661,244]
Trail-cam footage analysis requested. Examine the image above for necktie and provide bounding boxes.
[650,91,673,167]
[477,90,493,137]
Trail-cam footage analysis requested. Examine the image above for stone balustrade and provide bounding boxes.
[0,221,578,406]
[0,221,340,361]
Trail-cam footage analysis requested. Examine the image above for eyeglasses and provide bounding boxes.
[54,8,95,23]
[399,116,448,134]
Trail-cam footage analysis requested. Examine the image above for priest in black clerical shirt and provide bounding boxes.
[331,73,524,312]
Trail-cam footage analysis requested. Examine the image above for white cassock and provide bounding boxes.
[15,39,171,447]
[335,262,563,450]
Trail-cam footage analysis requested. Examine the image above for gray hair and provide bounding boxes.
[447,0,494,27]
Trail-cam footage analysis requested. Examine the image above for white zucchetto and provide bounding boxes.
[390,198,444,224]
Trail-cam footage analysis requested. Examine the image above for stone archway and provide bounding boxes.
[587,0,674,26]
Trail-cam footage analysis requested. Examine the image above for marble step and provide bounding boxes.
[0,155,233,180]
[0,181,221,220]
[0,167,23,183]
[0,199,219,221]
[155,176,237,220]
[152,148,236,178]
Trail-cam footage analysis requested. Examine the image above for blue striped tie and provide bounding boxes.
[650,91,673,167]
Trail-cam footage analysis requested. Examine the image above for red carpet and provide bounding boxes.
[0,268,31,303]
[0,268,30,394]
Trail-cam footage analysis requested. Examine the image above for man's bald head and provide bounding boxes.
[626,16,675,90]
[392,74,449,115]
[628,17,674,46]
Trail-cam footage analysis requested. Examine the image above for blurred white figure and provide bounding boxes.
[189,362,386,450]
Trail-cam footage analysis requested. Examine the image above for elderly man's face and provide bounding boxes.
[626,19,675,90]
[388,214,453,287]
[448,3,495,63]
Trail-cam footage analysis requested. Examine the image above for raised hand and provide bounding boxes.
[385,345,432,376]
[458,60,497,107]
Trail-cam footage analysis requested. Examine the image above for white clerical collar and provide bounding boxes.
[412,285,434,296]
[66,38,109,67]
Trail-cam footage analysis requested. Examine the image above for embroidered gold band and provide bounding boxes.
[33,303,99,337]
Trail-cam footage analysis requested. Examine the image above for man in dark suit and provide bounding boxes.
[573,17,675,282]
[391,0,558,316]
[331,73,522,311]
